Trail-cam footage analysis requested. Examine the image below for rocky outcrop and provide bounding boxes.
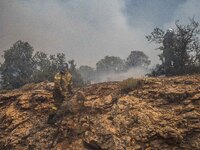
[0,75,200,149]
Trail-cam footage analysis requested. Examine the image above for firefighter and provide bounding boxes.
[48,63,73,124]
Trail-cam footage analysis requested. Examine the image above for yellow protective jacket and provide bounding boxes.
[54,72,73,98]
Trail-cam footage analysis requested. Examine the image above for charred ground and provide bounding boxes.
[0,75,200,149]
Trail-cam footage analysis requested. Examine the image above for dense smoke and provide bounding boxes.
[0,0,200,68]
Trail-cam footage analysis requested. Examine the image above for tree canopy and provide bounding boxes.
[147,18,200,75]
[32,52,66,83]
[68,60,84,87]
[78,65,95,84]
[0,41,84,89]
[126,50,151,68]
[0,41,34,89]
[96,56,125,74]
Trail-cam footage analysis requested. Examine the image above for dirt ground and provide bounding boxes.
[0,75,200,149]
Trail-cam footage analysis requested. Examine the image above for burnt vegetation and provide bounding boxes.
[0,75,200,149]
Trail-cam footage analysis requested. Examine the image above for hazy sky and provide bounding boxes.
[0,0,200,67]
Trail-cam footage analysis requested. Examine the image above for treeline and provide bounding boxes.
[0,40,150,89]
[78,51,150,84]
[147,18,200,76]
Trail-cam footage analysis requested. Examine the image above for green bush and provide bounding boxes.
[120,78,144,93]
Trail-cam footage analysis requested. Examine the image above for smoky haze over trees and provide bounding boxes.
[126,51,151,68]
[1,0,200,67]
[78,66,95,84]
[96,56,126,74]
[78,52,150,84]
[0,40,151,89]
[1,17,200,89]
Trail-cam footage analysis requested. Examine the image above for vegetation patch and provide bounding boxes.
[120,78,144,93]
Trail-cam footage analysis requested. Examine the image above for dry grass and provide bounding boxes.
[120,78,144,93]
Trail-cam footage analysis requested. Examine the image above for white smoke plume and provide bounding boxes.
[0,0,158,67]
[0,0,200,68]
[93,67,150,83]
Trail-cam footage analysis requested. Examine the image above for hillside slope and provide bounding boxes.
[0,75,200,150]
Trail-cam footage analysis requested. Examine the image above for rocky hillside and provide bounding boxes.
[0,75,200,150]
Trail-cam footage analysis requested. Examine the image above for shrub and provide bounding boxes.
[120,78,144,93]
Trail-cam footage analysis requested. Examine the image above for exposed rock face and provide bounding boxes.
[0,75,200,149]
